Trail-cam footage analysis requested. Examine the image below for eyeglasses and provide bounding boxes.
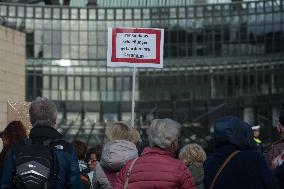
[89,158,97,164]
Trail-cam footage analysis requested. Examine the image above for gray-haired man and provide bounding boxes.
[1,97,83,189]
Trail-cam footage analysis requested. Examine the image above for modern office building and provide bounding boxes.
[0,0,283,147]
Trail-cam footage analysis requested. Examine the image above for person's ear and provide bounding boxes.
[170,140,178,153]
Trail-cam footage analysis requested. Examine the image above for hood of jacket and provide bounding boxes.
[100,140,138,172]
[214,116,255,150]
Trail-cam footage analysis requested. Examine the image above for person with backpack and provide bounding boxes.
[0,96,83,189]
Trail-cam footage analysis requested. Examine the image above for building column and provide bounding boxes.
[210,68,216,98]
[243,107,254,125]
[272,106,280,127]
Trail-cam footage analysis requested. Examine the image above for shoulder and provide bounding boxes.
[205,151,263,165]
[95,163,113,187]
[172,157,188,169]
[204,153,218,167]
[51,139,74,153]
[264,140,284,152]
[158,155,189,171]
[95,163,106,177]
[234,151,269,168]
[235,150,263,160]
[10,139,29,155]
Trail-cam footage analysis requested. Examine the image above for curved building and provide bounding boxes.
[0,0,283,146]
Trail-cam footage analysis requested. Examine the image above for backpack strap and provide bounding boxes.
[209,150,240,189]
[46,140,62,183]
[25,139,32,145]
[124,157,139,189]
[11,139,31,155]
[43,139,53,146]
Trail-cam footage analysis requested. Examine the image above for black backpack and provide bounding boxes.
[80,167,93,189]
[12,139,59,189]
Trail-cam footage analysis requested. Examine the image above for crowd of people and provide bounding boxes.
[0,96,283,189]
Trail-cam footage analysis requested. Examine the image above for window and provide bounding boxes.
[107,77,114,91]
[43,76,50,89]
[68,77,74,90]
[123,77,130,90]
[91,77,98,90]
[75,77,82,90]
[51,76,58,90]
[115,77,122,91]
[83,77,90,90]
[99,77,106,91]
[59,76,66,90]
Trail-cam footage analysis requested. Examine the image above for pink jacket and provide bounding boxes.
[116,147,196,189]
[100,140,138,187]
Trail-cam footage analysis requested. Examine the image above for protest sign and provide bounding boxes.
[107,27,164,126]
[107,27,164,68]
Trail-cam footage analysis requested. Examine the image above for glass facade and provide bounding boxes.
[0,0,283,147]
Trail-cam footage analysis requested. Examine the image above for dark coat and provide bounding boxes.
[0,125,83,189]
[204,116,279,189]
[204,145,279,189]
[275,163,284,189]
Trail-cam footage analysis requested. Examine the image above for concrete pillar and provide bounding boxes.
[210,69,216,98]
[271,72,276,94]
[272,106,280,127]
[261,83,269,94]
[243,107,254,125]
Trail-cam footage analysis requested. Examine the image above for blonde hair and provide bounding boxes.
[179,143,206,166]
[106,121,141,144]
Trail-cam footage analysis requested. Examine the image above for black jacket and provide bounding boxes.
[204,145,279,189]
[204,116,279,189]
[275,163,284,189]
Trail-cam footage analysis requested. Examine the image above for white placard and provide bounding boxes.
[107,27,164,68]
